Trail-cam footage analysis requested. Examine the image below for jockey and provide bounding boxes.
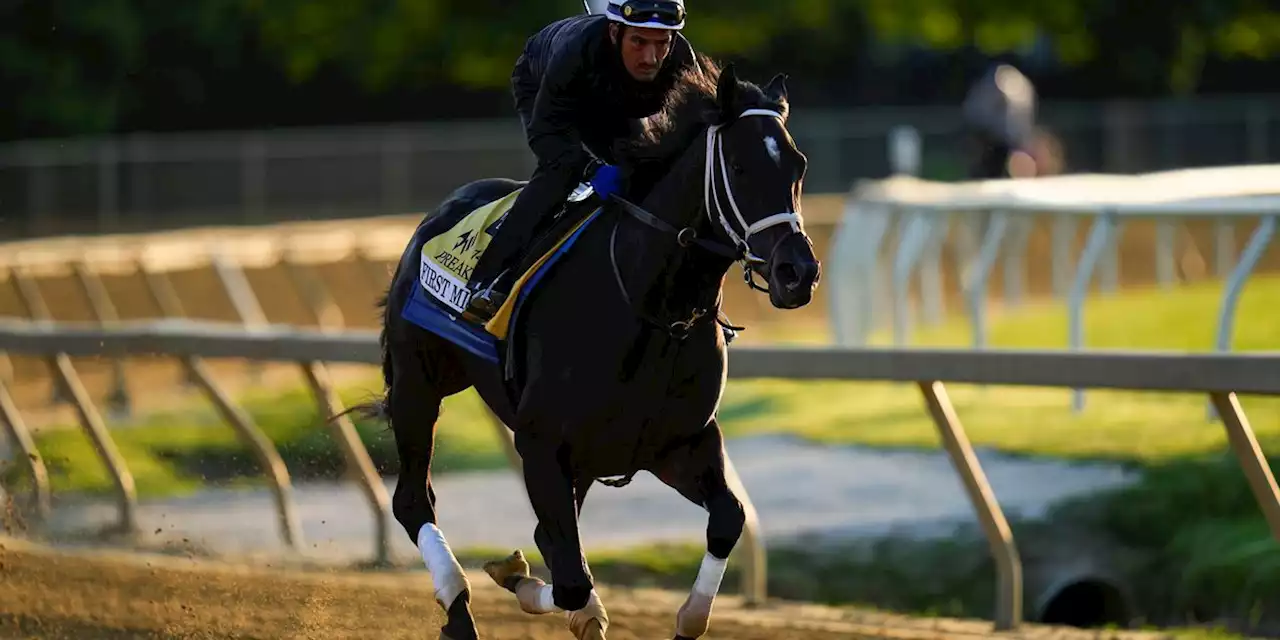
[462,0,698,324]
[961,63,1039,179]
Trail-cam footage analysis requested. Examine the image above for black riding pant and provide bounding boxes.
[470,56,590,288]
[471,158,585,286]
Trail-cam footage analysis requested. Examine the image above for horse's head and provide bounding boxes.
[700,64,820,310]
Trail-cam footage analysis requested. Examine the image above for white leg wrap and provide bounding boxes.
[516,580,562,614]
[693,552,728,597]
[676,553,726,638]
[417,523,468,610]
[538,584,559,612]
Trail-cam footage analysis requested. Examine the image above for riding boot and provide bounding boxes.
[462,219,533,325]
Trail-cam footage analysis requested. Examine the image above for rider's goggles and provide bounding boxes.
[609,0,685,27]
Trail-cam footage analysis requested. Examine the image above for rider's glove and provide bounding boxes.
[588,163,623,199]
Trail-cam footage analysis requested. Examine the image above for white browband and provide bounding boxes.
[703,108,803,264]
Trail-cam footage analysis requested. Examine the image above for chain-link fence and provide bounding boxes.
[0,94,1276,240]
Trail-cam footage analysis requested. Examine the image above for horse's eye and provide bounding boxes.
[732,161,744,175]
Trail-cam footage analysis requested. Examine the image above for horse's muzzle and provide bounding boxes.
[767,234,820,310]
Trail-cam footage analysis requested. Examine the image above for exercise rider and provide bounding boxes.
[461,0,698,324]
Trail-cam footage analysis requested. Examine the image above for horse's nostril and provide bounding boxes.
[776,263,799,289]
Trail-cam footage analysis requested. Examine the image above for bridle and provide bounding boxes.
[607,107,804,339]
[702,108,804,289]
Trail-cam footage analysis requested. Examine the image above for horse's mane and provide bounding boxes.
[617,53,790,171]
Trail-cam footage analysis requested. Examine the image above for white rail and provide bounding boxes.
[829,164,1280,412]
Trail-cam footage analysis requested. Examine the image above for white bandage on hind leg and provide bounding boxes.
[537,583,558,612]
[418,523,468,610]
[693,552,728,597]
[515,579,562,614]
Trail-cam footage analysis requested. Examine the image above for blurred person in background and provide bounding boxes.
[462,0,698,324]
[961,62,1046,179]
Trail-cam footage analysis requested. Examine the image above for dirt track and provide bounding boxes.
[0,536,1168,640]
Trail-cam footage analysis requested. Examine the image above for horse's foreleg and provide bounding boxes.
[389,346,475,640]
[655,420,744,640]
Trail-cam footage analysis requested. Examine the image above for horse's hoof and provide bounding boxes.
[580,619,606,640]
[567,591,609,639]
[674,592,714,639]
[439,589,479,640]
[483,549,530,590]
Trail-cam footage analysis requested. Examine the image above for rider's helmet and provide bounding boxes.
[962,64,1036,149]
[605,0,686,30]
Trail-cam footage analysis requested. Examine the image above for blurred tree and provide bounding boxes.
[0,0,251,139]
[242,0,844,91]
[1,0,1278,140]
[859,0,1280,96]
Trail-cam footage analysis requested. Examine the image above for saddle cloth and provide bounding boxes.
[404,183,603,363]
[417,188,519,317]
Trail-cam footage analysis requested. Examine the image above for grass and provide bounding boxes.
[3,382,504,499]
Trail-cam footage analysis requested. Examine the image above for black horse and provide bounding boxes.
[358,54,820,640]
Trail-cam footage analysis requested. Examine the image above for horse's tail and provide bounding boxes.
[328,269,398,427]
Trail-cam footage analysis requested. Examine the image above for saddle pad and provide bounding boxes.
[418,188,522,314]
[401,207,603,364]
[401,188,603,366]
[483,206,602,338]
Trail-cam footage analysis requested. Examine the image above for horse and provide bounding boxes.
[356,54,820,640]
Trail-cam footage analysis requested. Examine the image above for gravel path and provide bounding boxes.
[32,435,1137,564]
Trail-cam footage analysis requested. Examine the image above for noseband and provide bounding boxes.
[607,108,804,338]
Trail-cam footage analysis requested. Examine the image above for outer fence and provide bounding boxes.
[1,94,1277,241]
[829,164,1280,411]
[1,319,1278,632]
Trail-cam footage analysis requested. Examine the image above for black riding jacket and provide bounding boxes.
[511,14,697,176]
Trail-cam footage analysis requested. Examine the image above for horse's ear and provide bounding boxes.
[764,73,789,102]
[716,62,739,116]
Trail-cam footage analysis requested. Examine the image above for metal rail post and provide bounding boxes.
[0,378,51,523]
[1068,211,1116,412]
[284,258,393,565]
[964,211,1010,350]
[919,381,1023,630]
[1209,215,1277,420]
[8,267,137,535]
[70,261,132,419]
[1210,391,1280,541]
[136,264,304,550]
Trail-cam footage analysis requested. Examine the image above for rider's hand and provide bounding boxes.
[589,163,623,199]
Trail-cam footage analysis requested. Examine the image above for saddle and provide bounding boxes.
[411,180,603,343]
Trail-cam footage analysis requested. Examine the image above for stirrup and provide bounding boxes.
[461,299,498,325]
[460,273,509,324]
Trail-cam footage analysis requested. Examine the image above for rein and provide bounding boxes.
[607,108,800,339]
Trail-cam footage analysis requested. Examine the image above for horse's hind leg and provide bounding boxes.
[483,427,608,639]
[485,473,607,638]
[651,419,745,640]
[388,342,476,640]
